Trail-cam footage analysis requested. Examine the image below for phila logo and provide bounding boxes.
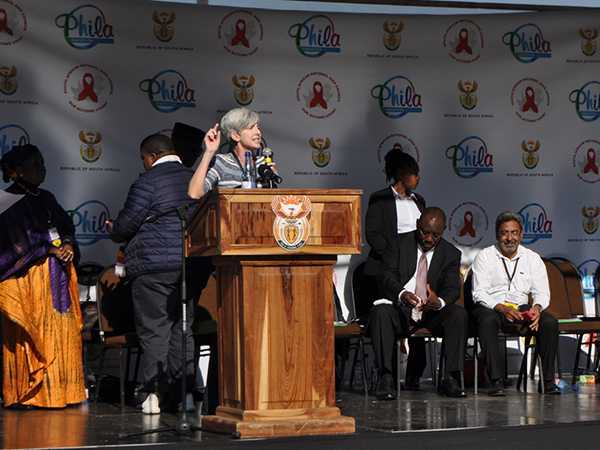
[445,136,493,178]
[218,10,263,56]
[308,137,331,168]
[64,64,113,113]
[511,78,549,122]
[518,203,552,244]
[139,70,196,113]
[55,4,114,50]
[582,206,600,235]
[503,23,551,63]
[377,134,420,165]
[0,0,26,46]
[569,81,600,122]
[296,72,340,119]
[371,76,422,119]
[443,20,484,63]
[382,20,403,51]
[153,11,175,42]
[0,123,29,157]
[68,200,111,245]
[232,74,255,106]
[288,15,341,57]
[521,139,541,170]
[457,80,478,110]
[271,195,311,251]
[448,202,489,247]
[0,65,17,95]
[580,28,598,57]
[573,140,600,184]
[79,130,102,163]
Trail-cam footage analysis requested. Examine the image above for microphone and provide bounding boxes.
[255,147,282,188]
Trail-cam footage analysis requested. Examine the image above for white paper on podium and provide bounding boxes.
[0,190,24,215]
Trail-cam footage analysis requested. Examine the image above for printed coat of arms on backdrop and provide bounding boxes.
[582,206,600,235]
[309,137,331,168]
[232,74,255,106]
[272,195,312,251]
[0,66,17,95]
[521,139,540,169]
[79,131,102,163]
[153,11,176,42]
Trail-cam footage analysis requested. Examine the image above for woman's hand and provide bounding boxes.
[49,243,75,264]
[203,124,221,156]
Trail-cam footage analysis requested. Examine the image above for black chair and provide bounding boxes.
[93,266,141,410]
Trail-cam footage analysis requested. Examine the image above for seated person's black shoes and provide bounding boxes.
[543,381,561,395]
[488,378,506,397]
[375,373,396,400]
[402,375,420,391]
[438,377,467,398]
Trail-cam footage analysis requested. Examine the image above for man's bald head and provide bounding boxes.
[416,207,446,252]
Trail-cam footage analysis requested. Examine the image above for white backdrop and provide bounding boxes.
[1,0,599,313]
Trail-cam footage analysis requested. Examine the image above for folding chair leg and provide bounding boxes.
[359,338,369,397]
[396,339,402,397]
[518,336,531,392]
[133,348,142,383]
[572,333,584,385]
[94,349,107,403]
[537,353,544,394]
[474,337,479,395]
[119,348,126,411]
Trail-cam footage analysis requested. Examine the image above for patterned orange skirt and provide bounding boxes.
[0,258,86,408]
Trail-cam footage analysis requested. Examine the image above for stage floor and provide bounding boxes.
[1,380,600,449]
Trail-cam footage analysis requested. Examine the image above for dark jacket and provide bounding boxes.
[364,186,425,277]
[379,231,461,306]
[110,161,194,278]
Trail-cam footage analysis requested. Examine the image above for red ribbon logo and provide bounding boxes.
[458,211,476,237]
[584,148,599,175]
[78,73,98,102]
[0,9,14,36]
[230,19,249,48]
[522,87,538,113]
[455,28,472,54]
[309,81,328,109]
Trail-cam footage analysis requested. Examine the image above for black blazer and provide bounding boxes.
[364,186,425,277]
[378,231,461,306]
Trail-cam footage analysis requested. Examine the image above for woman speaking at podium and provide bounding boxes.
[188,107,262,199]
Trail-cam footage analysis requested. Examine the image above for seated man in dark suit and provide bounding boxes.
[369,207,468,399]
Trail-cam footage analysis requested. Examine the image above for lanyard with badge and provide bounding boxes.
[502,257,521,305]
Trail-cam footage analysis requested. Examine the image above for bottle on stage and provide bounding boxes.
[242,150,256,189]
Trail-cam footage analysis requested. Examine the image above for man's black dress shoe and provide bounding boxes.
[439,377,467,398]
[375,373,396,400]
[402,376,420,391]
[543,381,561,395]
[488,379,506,396]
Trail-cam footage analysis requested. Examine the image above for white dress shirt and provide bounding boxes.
[391,186,421,234]
[472,244,550,310]
[373,246,446,318]
[152,154,182,167]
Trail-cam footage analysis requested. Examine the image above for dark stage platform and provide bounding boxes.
[2,380,599,450]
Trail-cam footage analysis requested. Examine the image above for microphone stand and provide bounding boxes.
[118,203,209,439]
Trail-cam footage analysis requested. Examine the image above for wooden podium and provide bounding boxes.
[188,188,361,439]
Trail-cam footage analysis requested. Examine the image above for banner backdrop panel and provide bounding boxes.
[1,0,599,314]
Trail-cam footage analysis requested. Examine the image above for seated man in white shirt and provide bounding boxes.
[470,211,559,396]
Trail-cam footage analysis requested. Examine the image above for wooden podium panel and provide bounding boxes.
[188,189,361,256]
[189,189,361,438]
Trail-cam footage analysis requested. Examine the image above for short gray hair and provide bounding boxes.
[495,211,523,236]
[220,107,260,143]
